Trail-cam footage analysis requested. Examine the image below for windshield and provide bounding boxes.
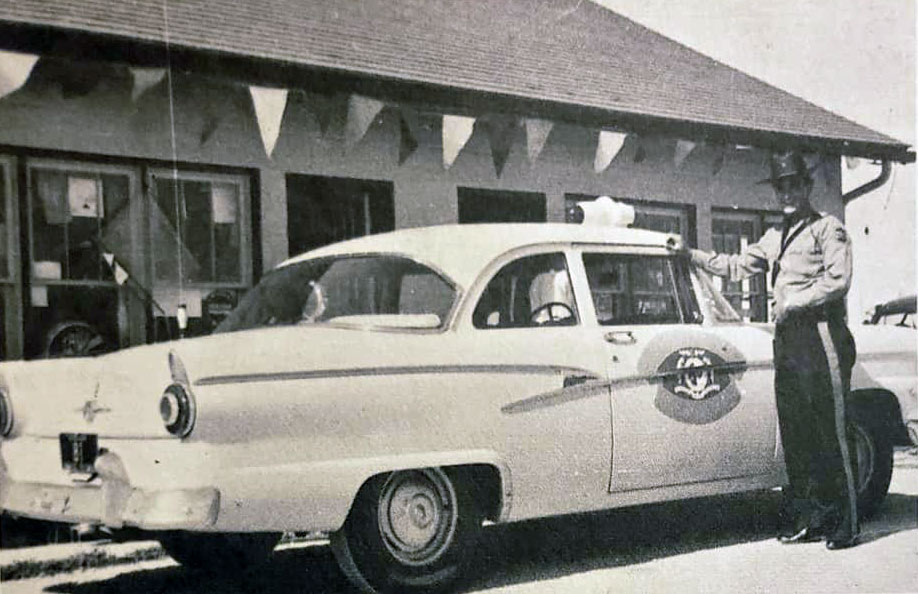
[216,255,457,333]
[692,267,742,323]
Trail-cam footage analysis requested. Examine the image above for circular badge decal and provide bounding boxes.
[636,330,746,425]
[660,347,727,401]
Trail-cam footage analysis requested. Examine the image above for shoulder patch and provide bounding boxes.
[834,227,848,243]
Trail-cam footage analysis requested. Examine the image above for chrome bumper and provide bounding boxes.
[0,451,219,530]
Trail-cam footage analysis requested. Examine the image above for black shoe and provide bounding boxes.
[778,527,824,544]
[825,535,858,550]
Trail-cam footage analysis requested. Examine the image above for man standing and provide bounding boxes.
[691,150,859,550]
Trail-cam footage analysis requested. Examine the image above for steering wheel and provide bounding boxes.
[529,302,575,325]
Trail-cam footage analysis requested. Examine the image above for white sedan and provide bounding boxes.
[0,210,914,593]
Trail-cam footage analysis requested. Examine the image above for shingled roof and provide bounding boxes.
[0,0,911,161]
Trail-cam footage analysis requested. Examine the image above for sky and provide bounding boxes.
[593,0,916,319]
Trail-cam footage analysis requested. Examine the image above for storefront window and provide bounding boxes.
[148,169,251,341]
[286,174,394,255]
[30,169,131,280]
[711,210,782,322]
[152,176,242,284]
[25,161,137,359]
[565,194,694,246]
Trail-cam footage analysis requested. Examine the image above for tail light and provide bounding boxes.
[0,387,12,437]
[160,383,195,437]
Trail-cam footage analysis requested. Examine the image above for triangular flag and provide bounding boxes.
[594,130,628,172]
[344,94,385,147]
[200,113,220,145]
[249,86,288,157]
[103,252,115,267]
[633,140,647,163]
[484,115,517,177]
[524,118,553,162]
[113,263,129,285]
[399,109,421,165]
[673,139,696,168]
[845,156,861,169]
[129,66,166,102]
[305,91,337,135]
[711,145,727,175]
[0,50,39,99]
[442,115,475,169]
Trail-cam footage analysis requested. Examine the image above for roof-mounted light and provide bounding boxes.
[569,196,635,228]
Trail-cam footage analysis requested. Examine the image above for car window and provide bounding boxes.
[583,253,693,325]
[216,255,457,333]
[473,252,578,329]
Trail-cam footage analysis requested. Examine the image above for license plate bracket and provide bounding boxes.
[59,433,98,474]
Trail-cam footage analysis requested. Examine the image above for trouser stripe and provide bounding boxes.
[817,321,858,536]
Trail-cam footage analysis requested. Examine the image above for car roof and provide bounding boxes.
[278,223,678,289]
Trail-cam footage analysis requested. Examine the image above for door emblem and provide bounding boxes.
[637,332,747,426]
[669,348,723,401]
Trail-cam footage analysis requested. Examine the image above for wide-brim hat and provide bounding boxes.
[756,150,818,185]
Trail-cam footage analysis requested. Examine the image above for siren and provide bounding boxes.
[571,196,635,227]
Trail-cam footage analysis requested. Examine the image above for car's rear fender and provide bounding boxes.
[848,389,911,446]
[211,449,511,533]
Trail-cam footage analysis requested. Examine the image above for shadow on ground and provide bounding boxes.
[45,490,918,594]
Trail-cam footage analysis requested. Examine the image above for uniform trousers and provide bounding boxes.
[773,312,858,540]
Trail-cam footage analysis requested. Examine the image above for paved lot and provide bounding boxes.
[3,454,917,593]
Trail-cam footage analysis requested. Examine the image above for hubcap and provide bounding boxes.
[378,469,458,566]
[853,423,875,494]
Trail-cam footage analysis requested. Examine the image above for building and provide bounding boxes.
[0,0,912,360]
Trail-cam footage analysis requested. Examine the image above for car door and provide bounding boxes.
[573,246,779,493]
[458,247,614,520]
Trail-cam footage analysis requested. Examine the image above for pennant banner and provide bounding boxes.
[845,156,861,169]
[0,50,39,100]
[200,112,221,145]
[344,94,385,147]
[249,86,289,157]
[484,115,517,177]
[594,130,628,172]
[710,144,728,175]
[633,140,647,163]
[305,91,337,135]
[442,115,475,169]
[399,108,421,165]
[129,67,166,102]
[673,139,696,168]
[524,118,553,163]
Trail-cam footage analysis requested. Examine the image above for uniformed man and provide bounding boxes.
[691,150,859,550]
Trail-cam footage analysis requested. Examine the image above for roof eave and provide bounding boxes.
[1,20,912,164]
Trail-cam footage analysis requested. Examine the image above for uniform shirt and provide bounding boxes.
[691,213,852,314]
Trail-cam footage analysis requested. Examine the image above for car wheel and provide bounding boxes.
[850,414,893,519]
[158,531,280,574]
[331,468,482,594]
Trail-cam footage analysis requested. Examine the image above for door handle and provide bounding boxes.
[604,330,636,345]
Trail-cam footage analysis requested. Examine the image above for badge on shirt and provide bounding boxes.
[835,228,848,243]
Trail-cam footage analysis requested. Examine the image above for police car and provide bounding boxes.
[0,199,914,593]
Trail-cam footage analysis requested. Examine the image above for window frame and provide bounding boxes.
[26,158,140,288]
[573,245,700,327]
[0,155,22,359]
[146,167,253,290]
[710,208,783,322]
[564,194,695,246]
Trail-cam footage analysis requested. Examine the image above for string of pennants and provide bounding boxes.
[0,50,855,179]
